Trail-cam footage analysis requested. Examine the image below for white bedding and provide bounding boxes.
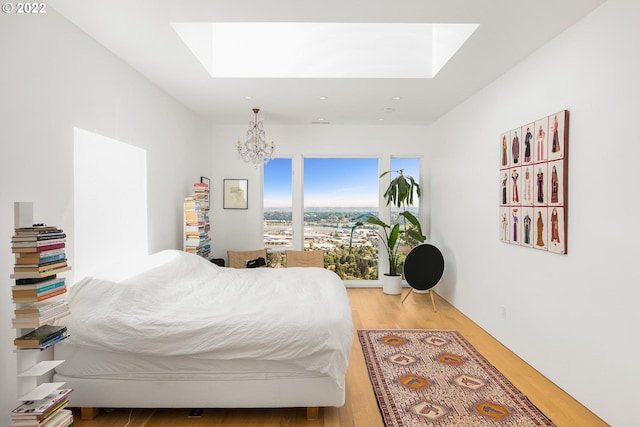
[62,250,353,386]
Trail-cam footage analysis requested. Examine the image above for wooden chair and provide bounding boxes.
[227,249,267,268]
[285,250,324,268]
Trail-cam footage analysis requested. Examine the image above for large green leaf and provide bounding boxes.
[366,216,390,229]
[400,210,421,230]
[388,224,400,252]
[348,221,365,253]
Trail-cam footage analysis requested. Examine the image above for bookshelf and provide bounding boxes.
[183,179,211,259]
[10,202,74,426]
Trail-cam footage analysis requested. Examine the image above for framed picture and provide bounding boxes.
[223,179,248,209]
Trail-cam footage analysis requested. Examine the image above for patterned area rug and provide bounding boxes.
[358,329,555,427]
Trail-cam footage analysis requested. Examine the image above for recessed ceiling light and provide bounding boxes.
[244,96,253,100]
[317,118,325,121]
[392,96,402,100]
[172,22,479,78]
[383,107,395,113]
[319,96,328,100]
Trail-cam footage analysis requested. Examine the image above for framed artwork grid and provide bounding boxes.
[499,110,568,254]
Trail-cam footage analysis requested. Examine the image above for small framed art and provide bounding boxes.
[223,179,248,209]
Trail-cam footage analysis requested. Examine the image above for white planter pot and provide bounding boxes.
[382,274,403,295]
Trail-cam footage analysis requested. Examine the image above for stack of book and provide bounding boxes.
[11,226,70,280]
[14,325,69,350]
[195,181,212,259]
[193,181,210,210]
[10,226,71,326]
[184,196,211,258]
[12,299,70,329]
[184,196,203,227]
[12,276,67,303]
[11,389,73,427]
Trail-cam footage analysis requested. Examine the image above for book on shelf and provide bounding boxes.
[11,388,72,419]
[12,287,67,304]
[15,254,67,266]
[12,278,65,295]
[15,332,69,350]
[14,325,67,345]
[12,283,66,299]
[12,408,74,427]
[15,275,59,285]
[16,248,66,261]
[15,299,66,316]
[12,243,65,254]
[11,232,66,242]
[14,325,68,349]
[13,261,68,273]
[14,226,60,234]
[12,288,67,303]
[12,309,70,328]
[12,276,64,289]
[43,409,74,427]
[10,266,71,280]
[12,238,66,248]
[11,300,70,329]
[193,183,210,207]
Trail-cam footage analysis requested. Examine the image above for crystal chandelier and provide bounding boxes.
[236,108,275,166]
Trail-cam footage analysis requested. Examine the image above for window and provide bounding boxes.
[390,157,421,269]
[263,158,293,267]
[304,158,379,280]
[263,156,422,280]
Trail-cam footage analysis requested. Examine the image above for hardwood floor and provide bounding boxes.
[70,288,607,426]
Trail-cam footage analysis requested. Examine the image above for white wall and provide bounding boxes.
[210,124,431,264]
[428,0,640,425]
[0,10,210,423]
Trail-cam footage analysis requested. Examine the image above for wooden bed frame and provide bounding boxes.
[79,407,319,420]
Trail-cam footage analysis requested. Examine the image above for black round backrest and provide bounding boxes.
[403,244,445,291]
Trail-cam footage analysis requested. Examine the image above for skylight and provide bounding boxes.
[171,22,478,78]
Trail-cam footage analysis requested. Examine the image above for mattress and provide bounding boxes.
[55,342,329,381]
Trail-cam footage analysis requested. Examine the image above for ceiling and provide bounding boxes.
[48,0,605,126]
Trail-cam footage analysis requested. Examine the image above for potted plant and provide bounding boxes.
[349,169,426,294]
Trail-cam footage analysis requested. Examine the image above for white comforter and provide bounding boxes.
[64,250,353,386]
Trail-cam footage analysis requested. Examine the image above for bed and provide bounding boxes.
[53,249,353,419]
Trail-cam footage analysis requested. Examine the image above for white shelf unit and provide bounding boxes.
[11,202,70,413]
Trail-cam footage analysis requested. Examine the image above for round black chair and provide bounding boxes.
[401,244,445,311]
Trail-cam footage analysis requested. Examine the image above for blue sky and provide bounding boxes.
[264,157,420,208]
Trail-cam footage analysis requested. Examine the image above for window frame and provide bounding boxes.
[263,154,424,286]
